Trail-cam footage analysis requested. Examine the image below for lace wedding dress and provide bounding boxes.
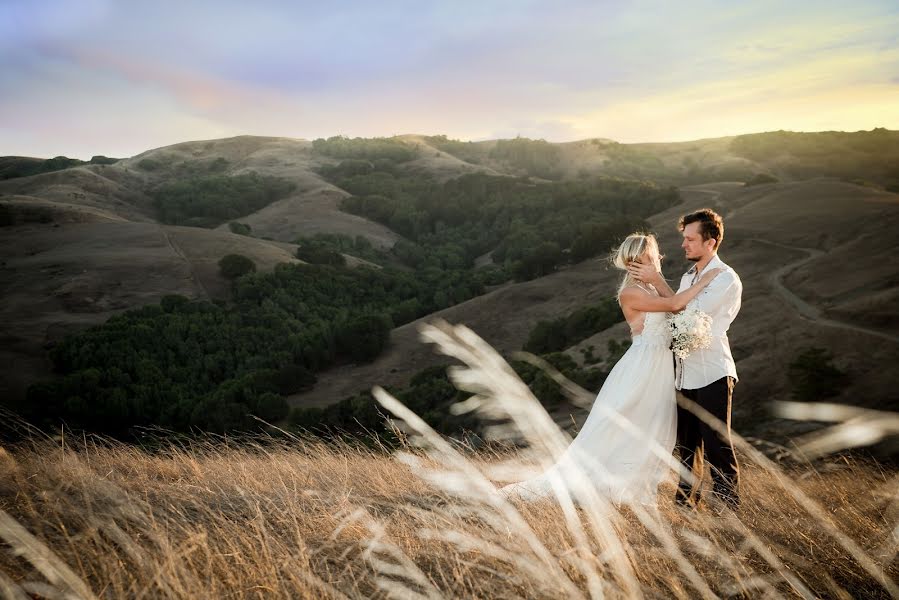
[500,308,677,504]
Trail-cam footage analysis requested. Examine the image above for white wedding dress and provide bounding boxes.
[500,308,677,504]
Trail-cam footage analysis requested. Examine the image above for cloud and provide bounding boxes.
[1,1,898,157]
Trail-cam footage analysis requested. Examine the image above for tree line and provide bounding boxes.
[327,162,679,281]
[152,172,296,227]
[312,136,418,162]
[0,155,119,180]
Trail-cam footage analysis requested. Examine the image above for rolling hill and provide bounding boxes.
[287,180,899,439]
[562,180,899,437]
[1,129,897,442]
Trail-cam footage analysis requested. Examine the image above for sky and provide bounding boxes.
[1,0,898,159]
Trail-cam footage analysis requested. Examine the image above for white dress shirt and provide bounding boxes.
[675,254,742,390]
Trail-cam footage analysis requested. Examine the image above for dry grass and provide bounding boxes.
[1,321,897,599]
[0,435,895,599]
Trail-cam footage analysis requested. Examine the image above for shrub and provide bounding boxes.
[524,298,623,354]
[312,136,416,162]
[228,222,252,236]
[335,313,393,362]
[789,347,850,401]
[489,137,563,179]
[218,254,256,279]
[296,243,346,266]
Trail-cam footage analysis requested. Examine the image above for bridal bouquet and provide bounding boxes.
[667,306,713,359]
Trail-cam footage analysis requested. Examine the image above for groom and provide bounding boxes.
[630,208,742,508]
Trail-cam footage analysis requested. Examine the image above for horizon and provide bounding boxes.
[4,125,899,162]
[2,1,898,159]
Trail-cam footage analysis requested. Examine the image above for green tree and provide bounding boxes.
[296,242,346,266]
[152,172,295,227]
[789,347,849,401]
[228,222,252,236]
[336,313,393,362]
[524,298,624,354]
[218,254,256,279]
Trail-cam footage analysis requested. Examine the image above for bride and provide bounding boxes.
[500,233,721,504]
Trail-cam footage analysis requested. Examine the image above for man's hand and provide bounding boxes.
[627,259,662,285]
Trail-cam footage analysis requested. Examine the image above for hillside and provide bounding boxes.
[564,180,899,437]
[1,130,897,442]
[286,179,899,439]
[426,129,899,188]
[0,218,303,404]
[286,256,621,408]
[0,136,401,245]
[0,135,421,406]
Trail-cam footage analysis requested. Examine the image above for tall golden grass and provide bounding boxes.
[1,321,897,599]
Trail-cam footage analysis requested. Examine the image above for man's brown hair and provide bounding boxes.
[679,208,724,249]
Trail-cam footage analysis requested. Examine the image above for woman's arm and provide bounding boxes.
[627,259,675,297]
[620,268,722,313]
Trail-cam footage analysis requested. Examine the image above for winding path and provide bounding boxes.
[160,226,210,300]
[749,238,899,344]
[679,186,899,344]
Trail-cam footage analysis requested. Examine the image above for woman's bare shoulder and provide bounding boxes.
[618,285,652,306]
[619,285,653,298]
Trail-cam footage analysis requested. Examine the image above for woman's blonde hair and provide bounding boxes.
[611,233,661,297]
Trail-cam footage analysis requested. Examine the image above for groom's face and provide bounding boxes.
[681,222,713,262]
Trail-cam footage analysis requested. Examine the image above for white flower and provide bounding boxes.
[666,306,713,359]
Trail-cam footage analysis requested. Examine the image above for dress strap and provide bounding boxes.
[634,282,656,295]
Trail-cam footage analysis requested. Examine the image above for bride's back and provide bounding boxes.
[620,283,657,336]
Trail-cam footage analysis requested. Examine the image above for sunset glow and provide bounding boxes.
[1,0,897,158]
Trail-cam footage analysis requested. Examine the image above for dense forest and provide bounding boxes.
[294,232,385,266]
[325,161,679,280]
[152,172,297,227]
[22,261,480,436]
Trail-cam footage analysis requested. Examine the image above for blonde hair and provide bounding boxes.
[611,233,661,297]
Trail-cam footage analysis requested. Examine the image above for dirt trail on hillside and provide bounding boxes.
[160,227,209,300]
[686,186,899,344]
[749,238,899,344]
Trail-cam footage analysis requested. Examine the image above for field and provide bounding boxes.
[2,437,896,599]
[1,319,897,599]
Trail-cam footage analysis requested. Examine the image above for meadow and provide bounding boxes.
[1,322,896,599]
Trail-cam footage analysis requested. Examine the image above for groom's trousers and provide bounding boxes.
[676,376,740,504]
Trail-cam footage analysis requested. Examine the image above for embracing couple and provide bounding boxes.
[501,208,742,510]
